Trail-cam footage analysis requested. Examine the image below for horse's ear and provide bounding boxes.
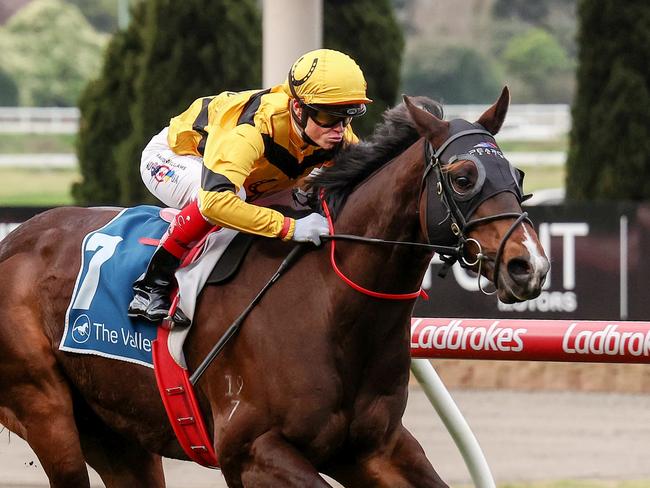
[403,94,449,147]
[476,86,510,135]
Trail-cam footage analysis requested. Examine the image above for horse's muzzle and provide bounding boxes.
[496,253,550,303]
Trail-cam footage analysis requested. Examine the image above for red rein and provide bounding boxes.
[320,198,429,301]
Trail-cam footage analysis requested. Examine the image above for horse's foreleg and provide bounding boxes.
[329,426,447,488]
[1,380,91,487]
[79,419,165,488]
[221,431,332,488]
[0,300,89,486]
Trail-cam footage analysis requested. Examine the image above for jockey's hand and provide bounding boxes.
[292,213,330,246]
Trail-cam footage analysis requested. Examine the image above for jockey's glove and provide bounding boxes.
[292,213,330,246]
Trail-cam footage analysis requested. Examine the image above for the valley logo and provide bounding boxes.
[71,314,92,344]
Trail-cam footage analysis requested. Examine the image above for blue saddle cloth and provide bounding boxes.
[61,206,169,368]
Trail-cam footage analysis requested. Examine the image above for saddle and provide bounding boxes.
[61,204,313,467]
[206,205,312,285]
[206,231,257,285]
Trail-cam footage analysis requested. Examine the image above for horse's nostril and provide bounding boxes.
[507,257,532,285]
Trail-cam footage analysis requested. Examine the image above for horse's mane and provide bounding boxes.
[308,96,443,217]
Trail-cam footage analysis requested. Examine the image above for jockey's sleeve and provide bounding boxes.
[199,124,294,240]
[167,96,212,155]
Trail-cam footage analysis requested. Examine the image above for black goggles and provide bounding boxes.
[306,108,352,128]
[304,103,366,128]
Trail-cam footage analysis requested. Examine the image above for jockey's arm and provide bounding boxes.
[198,124,295,240]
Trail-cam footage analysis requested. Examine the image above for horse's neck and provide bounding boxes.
[330,139,433,309]
[336,140,425,241]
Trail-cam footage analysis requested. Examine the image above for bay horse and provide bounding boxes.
[0,87,548,487]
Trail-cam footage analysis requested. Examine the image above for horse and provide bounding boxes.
[0,87,548,487]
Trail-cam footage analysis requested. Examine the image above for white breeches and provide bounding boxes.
[139,127,202,209]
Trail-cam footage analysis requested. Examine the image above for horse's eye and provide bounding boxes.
[451,175,475,195]
[454,176,472,189]
[447,159,481,197]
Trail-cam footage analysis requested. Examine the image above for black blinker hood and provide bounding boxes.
[424,119,525,245]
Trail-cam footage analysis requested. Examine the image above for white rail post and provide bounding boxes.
[410,358,496,488]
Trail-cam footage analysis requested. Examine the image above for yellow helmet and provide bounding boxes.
[287,49,372,118]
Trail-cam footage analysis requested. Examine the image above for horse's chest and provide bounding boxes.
[282,408,350,462]
[282,393,401,463]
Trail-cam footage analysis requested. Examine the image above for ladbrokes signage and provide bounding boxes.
[410,317,650,363]
[3,203,649,320]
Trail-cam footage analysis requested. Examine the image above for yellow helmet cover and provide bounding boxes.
[287,49,372,106]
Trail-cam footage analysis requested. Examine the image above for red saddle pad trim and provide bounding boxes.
[152,325,219,468]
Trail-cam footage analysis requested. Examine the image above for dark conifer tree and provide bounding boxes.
[73,2,145,204]
[566,1,650,200]
[324,0,404,137]
[116,0,261,204]
[0,68,18,105]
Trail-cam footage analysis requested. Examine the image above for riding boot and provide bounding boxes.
[128,200,213,326]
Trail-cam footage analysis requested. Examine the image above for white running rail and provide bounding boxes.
[0,107,80,134]
[411,359,496,488]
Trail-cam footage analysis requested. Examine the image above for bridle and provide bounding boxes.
[322,121,532,297]
[419,123,532,293]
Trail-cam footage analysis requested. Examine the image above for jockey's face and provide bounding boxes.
[292,100,346,150]
[304,115,346,149]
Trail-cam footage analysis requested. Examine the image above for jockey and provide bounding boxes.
[128,49,371,327]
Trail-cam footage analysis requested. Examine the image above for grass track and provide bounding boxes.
[0,168,78,205]
[0,133,76,153]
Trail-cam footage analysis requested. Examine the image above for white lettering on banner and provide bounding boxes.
[422,222,589,315]
[497,291,577,313]
[550,222,589,290]
[539,222,589,291]
[538,223,551,291]
[451,262,490,292]
[410,319,526,353]
[422,255,490,291]
[562,323,650,357]
[498,222,587,314]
